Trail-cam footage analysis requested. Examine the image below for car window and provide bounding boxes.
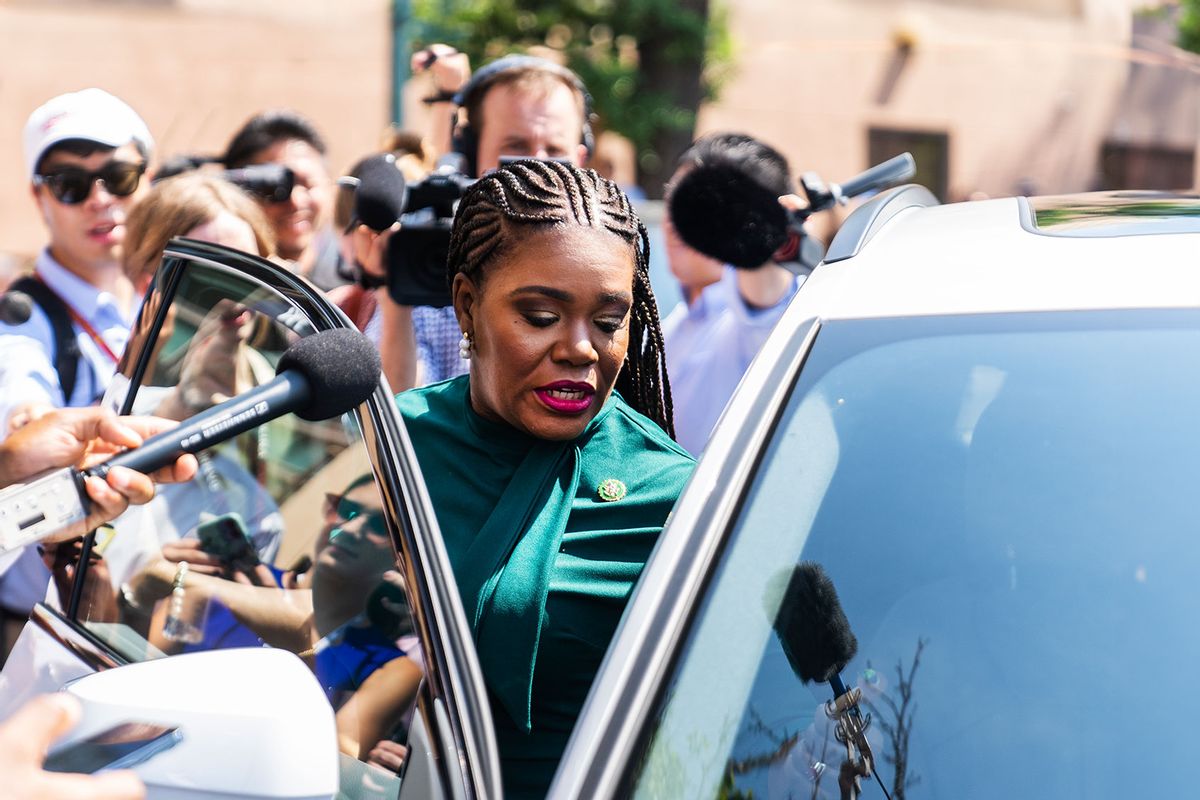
[62,254,416,797]
[626,310,1200,799]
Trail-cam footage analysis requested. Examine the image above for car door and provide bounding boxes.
[27,238,501,799]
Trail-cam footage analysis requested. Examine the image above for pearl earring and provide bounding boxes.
[458,331,473,360]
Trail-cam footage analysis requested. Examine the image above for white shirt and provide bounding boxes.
[663,267,802,456]
[0,251,133,430]
[0,251,134,612]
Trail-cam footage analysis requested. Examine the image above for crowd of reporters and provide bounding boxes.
[0,43,808,798]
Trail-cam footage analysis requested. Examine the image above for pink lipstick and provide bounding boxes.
[535,381,595,414]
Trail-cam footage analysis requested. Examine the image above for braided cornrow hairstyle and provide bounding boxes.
[446,159,675,438]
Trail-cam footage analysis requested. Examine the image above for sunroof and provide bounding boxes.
[1028,192,1200,237]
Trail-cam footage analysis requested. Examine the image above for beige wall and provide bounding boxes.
[1,0,1188,263]
[0,0,392,260]
[697,0,1158,200]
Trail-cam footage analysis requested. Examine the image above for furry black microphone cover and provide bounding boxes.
[668,163,790,269]
[276,328,381,421]
[771,561,859,684]
[354,155,407,233]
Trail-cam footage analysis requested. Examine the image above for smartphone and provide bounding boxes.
[44,721,182,773]
[196,512,259,572]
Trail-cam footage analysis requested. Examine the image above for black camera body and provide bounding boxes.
[386,163,476,309]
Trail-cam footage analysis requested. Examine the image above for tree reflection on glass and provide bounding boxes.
[862,637,926,800]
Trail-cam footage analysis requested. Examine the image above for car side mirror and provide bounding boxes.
[61,647,338,799]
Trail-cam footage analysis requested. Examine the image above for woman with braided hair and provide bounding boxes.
[395,159,694,797]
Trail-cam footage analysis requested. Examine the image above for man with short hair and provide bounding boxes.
[661,132,805,455]
[222,110,341,289]
[371,50,595,392]
[413,47,592,177]
[2,89,152,430]
[0,87,153,651]
[455,57,591,176]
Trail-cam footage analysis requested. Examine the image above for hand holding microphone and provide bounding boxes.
[0,328,380,554]
[0,409,199,545]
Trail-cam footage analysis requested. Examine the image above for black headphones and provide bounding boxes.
[451,54,596,178]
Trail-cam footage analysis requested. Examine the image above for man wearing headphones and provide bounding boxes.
[412,46,594,177]
[370,49,596,391]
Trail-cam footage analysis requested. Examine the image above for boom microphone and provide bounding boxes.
[0,328,380,554]
[669,152,917,271]
[669,163,791,270]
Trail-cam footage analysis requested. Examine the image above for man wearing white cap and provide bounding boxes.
[0,88,153,655]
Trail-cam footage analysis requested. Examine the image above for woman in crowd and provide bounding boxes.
[122,171,275,293]
[40,175,280,618]
[395,159,695,797]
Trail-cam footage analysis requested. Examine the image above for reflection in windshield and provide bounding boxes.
[631,311,1200,800]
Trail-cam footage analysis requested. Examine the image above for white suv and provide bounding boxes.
[11,188,1200,800]
[557,188,1200,800]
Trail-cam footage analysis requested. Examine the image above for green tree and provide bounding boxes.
[1180,0,1200,53]
[412,0,733,197]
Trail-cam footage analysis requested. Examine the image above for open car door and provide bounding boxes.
[0,238,501,800]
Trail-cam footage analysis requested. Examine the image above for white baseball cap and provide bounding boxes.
[23,88,154,179]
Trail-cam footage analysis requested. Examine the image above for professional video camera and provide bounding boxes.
[385,157,475,309]
[154,155,295,204]
[669,152,917,273]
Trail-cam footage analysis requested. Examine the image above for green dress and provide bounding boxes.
[396,376,695,798]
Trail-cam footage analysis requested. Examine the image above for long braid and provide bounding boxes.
[446,159,676,437]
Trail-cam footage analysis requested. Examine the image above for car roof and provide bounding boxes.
[798,190,1200,321]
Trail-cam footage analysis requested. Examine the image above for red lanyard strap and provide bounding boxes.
[33,273,120,364]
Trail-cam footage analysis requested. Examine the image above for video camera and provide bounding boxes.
[154,155,295,204]
[385,158,475,309]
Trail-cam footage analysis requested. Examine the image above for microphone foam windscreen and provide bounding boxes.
[771,561,859,684]
[353,155,407,232]
[669,163,790,269]
[0,291,33,326]
[276,328,381,421]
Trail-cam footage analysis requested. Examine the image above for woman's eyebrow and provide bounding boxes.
[511,285,572,301]
[510,286,633,305]
[598,291,633,305]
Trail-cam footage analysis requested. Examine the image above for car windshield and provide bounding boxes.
[628,309,1200,799]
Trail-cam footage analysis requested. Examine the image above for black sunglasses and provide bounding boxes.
[33,161,146,205]
[328,494,389,538]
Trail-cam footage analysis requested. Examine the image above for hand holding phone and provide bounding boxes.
[195,512,259,573]
[44,721,182,774]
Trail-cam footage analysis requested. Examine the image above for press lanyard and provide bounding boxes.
[33,273,121,364]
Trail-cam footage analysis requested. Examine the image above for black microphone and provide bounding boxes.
[669,163,791,270]
[669,152,918,271]
[88,328,379,480]
[352,154,408,232]
[772,562,890,798]
[0,291,33,326]
[0,328,380,554]
[772,561,859,686]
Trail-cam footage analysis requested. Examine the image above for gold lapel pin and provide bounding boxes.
[598,478,627,502]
